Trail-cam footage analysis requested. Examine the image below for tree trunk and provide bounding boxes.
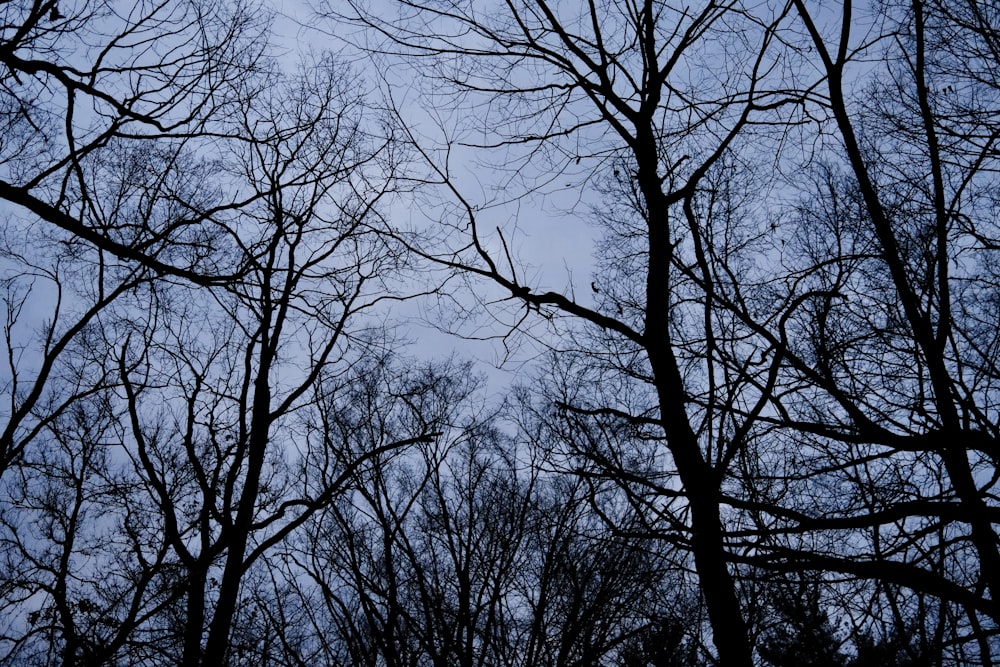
[639,159,754,667]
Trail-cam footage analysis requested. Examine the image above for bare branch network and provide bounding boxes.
[0,0,998,665]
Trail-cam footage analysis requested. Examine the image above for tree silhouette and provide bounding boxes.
[2,0,1000,663]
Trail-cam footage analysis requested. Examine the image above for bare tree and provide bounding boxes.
[0,0,271,283]
[327,0,1000,663]
[281,369,697,667]
[719,2,1000,654]
[0,44,440,664]
[326,1,811,663]
[5,0,1000,663]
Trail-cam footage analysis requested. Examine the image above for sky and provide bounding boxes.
[265,0,607,396]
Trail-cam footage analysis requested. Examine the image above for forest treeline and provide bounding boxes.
[0,0,998,664]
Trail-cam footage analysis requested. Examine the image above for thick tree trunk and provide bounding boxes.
[181,568,207,667]
[200,357,273,664]
[638,160,754,666]
[646,336,754,667]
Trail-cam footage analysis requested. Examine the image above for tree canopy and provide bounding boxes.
[0,0,998,665]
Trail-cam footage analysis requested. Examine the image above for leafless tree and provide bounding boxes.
[0,0,272,283]
[0,39,438,664]
[325,1,813,663]
[5,0,1000,662]
[721,2,1000,657]
[277,370,700,667]
[328,0,1000,663]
